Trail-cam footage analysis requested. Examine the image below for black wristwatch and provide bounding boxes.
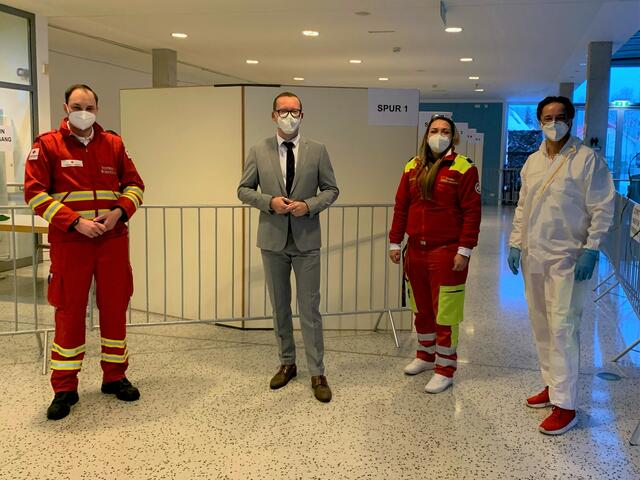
[70,217,81,230]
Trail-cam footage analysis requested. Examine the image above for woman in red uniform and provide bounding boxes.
[389,115,481,393]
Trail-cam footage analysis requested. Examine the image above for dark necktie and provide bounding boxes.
[283,141,295,196]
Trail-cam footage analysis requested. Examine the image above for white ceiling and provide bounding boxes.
[5,0,640,101]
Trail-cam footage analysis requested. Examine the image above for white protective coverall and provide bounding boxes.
[509,135,615,409]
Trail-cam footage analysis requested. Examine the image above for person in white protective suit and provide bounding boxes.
[508,96,615,435]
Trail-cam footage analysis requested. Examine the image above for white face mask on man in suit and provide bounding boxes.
[277,115,301,135]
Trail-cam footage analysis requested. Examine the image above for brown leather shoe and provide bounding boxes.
[270,364,297,389]
[311,375,332,403]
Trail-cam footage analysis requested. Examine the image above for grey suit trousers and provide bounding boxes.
[261,227,324,376]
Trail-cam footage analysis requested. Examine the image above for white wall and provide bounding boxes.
[48,26,248,135]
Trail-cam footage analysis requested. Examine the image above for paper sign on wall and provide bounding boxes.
[368,88,419,126]
[632,204,640,243]
[0,125,13,152]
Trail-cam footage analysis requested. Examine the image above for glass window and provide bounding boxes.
[573,66,640,104]
[0,88,32,184]
[0,11,31,86]
[622,109,640,201]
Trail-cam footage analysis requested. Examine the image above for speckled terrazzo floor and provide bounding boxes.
[1,207,639,480]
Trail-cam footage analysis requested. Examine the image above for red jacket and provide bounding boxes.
[24,119,144,243]
[389,150,481,249]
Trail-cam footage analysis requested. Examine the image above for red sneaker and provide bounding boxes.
[539,406,577,435]
[526,386,551,408]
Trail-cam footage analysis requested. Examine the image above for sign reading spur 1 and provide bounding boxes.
[368,88,419,126]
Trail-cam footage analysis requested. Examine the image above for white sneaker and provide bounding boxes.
[403,358,434,375]
[424,373,453,393]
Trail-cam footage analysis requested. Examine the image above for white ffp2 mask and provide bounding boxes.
[428,134,451,154]
[541,121,569,142]
[277,116,300,135]
[68,110,96,131]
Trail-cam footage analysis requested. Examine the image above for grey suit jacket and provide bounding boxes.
[238,135,339,252]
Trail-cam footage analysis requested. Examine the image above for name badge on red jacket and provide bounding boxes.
[61,159,83,168]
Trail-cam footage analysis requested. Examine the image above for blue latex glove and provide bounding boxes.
[507,246,521,275]
[574,248,598,281]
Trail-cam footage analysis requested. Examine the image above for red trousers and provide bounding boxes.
[404,243,468,378]
[48,234,133,393]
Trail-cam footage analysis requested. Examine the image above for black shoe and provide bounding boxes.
[47,391,79,420]
[101,377,140,401]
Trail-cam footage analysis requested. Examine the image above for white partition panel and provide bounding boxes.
[121,86,244,324]
[244,86,417,330]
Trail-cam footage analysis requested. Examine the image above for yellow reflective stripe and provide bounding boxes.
[449,154,472,174]
[50,359,83,370]
[101,349,129,363]
[29,192,52,209]
[122,192,141,208]
[97,209,110,215]
[51,192,68,201]
[404,157,418,173]
[65,191,95,202]
[42,201,64,222]
[76,210,96,219]
[124,186,143,201]
[51,342,86,358]
[101,337,126,348]
[95,190,119,201]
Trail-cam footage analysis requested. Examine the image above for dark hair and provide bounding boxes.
[65,84,99,105]
[536,96,575,121]
[272,91,302,111]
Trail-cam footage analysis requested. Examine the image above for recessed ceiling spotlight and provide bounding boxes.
[475,88,485,92]
[246,59,259,64]
[302,30,319,37]
[460,58,473,62]
[171,33,188,39]
[445,27,463,33]
[349,59,363,64]
[468,76,479,80]
[293,77,305,81]
[378,77,389,81]
[355,11,370,16]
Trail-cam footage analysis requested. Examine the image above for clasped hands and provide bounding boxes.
[270,196,309,217]
[74,209,123,238]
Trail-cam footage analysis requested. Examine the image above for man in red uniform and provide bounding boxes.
[24,84,144,420]
[389,115,481,394]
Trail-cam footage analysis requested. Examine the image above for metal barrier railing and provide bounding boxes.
[595,193,640,445]
[0,204,411,352]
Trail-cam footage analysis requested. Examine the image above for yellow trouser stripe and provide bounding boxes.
[101,350,129,363]
[50,359,83,370]
[101,337,126,348]
[51,342,86,357]
[29,192,52,209]
[42,201,64,222]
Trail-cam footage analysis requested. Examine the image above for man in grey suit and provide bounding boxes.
[238,92,339,402]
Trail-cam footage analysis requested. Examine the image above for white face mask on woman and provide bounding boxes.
[541,121,570,142]
[428,134,451,154]
[68,110,96,131]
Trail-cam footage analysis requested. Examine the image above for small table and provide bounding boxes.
[0,214,48,234]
